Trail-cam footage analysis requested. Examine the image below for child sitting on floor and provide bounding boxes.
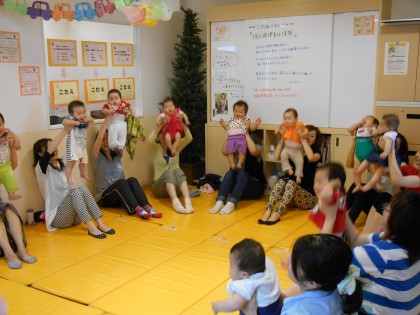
[282,234,363,314]
[211,238,281,315]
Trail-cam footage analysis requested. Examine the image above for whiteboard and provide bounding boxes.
[210,11,378,128]
[330,11,378,127]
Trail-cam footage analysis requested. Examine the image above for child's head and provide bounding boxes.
[229,238,265,280]
[289,234,363,313]
[283,108,298,127]
[68,101,86,122]
[232,100,248,119]
[362,115,379,128]
[162,97,176,115]
[384,190,420,265]
[380,113,399,131]
[314,162,346,196]
[107,89,122,106]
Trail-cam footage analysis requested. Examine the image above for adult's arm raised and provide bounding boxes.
[389,144,420,188]
[47,125,73,154]
[92,115,111,159]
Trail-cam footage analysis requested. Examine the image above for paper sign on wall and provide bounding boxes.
[0,31,21,63]
[111,43,134,66]
[19,66,41,96]
[50,80,79,107]
[82,41,108,66]
[113,77,135,100]
[47,39,77,66]
[84,78,109,103]
[384,42,409,75]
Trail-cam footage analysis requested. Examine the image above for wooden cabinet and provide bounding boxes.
[376,25,420,101]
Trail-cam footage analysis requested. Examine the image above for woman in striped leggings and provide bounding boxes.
[33,125,114,239]
[258,125,322,225]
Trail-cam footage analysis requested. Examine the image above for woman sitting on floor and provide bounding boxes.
[209,130,266,215]
[92,115,162,220]
[33,125,114,239]
[147,111,194,214]
[258,125,321,225]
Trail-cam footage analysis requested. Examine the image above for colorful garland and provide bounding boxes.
[0,0,173,26]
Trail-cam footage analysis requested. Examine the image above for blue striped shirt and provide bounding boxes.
[352,233,420,315]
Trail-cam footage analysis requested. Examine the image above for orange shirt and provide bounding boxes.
[279,121,307,144]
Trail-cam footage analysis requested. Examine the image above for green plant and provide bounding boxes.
[170,7,207,163]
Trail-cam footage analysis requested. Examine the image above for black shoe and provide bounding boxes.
[257,219,266,225]
[265,218,280,225]
[167,148,174,157]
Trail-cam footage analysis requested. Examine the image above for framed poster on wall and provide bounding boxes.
[47,39,77,66]
[0,31,21,63]
[18,66,41,96]
[113,77,135,100]
[82,41,108,66]
[84,78,109,103]
[111,43,134,66]
[50,80,79,107]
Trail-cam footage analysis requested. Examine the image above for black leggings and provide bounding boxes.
[347,183,392,222]
[99,177,151,215]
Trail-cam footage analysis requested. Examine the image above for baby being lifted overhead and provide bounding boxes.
[156,97,190,157]
[275,108,307,184]
[219,100,261,170]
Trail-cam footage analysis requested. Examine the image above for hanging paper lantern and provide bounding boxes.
[139,3,157,26]
[123,5,146,25]
[149,0,172,21]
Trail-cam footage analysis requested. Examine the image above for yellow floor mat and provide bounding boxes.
[0,278,103,315]
[0,189,366,315]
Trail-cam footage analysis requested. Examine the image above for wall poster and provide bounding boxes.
[0,31,21,63]
[18,66,41,96]
[50,80,79,107]
[113,77,135,100]
[84,78,109,103]
[111,43,134,66]
[47,39,77,66]
[82,41,108,66]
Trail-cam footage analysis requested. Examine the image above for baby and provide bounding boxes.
[0,113,21,200]
[211,238,281,315]
[62,101,94,186]
[156,97,190,157]
[220,100,261,170]
[354,114,400,193]
[348,115,379,179]
[309,162,347,236]
[276,108,307,184]
[102,89,135,152]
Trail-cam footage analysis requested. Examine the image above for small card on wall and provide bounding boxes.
[113,77,135,100]
[0,31,21,63]
[19,66,41,96]
[353,15,374,36]
[50,80,79,107]
[84,78,109,103]
[82,41,108,67]
[111,43,134,66]
[47,39,77,66]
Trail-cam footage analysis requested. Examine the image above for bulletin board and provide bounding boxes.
[210,11,378,128]
[43,21,141,128]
